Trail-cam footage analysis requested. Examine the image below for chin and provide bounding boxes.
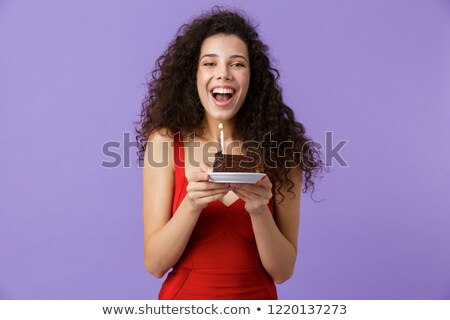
[210,110,240,121]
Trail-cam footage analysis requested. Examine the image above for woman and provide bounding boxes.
[136,8,322,299]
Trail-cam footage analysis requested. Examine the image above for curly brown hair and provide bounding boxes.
[136,7,323,200]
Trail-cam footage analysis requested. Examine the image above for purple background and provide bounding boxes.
[1,0,449,299]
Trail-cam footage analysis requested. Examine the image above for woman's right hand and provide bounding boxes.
[185,167,230,211]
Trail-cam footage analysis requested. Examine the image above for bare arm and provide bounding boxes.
[232,168,302,283]
[142,131,229,277]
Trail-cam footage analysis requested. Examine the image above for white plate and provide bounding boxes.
[208,172,266,184]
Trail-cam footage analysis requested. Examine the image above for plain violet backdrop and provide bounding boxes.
[1,0,449,299]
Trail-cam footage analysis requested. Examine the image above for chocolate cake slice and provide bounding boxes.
[213,151,262,173]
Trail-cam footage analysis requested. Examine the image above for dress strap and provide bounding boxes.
[172,132,186,214]
[173,131,185,169]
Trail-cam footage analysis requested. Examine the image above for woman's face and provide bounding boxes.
[196,34,250,123]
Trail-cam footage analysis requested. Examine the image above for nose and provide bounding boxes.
[215,66,233,81]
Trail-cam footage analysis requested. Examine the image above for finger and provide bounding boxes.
[233,184,271,202]
[188,181,230,192]
[258,175,272,188]
[233,179,272,197]
[232,189,251,202]
[231,183,262,195]
[196,191,229,206]
[233,187,258,199]
[187,171,210,182]
[190,188,229,199]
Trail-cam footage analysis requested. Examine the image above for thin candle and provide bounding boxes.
[218,123,224,153]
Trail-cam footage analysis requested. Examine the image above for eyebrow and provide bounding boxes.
[200,53,249,63]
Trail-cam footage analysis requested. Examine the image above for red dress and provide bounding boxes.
[158,133,277,300]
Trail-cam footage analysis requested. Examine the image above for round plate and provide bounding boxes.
[207,172,266,184]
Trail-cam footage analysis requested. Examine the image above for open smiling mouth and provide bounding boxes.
[211,88,235,104]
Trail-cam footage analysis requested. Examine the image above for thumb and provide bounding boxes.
[259,175,271,186]
[199,161,213,174]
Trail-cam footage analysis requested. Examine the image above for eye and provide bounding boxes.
[231,62,246,68]
[203,62,215,67]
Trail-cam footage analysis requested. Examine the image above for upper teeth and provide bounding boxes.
[212,88,234,94]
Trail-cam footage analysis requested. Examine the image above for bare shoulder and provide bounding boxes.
[147,127,173,142]
[146,128,174,151]
[144,128,174,170]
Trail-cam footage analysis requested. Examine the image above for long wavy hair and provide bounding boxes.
[136,7,323,200]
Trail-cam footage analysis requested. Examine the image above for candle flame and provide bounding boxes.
[218,123,223,129]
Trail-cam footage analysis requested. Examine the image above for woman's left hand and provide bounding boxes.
[231,176,273,215]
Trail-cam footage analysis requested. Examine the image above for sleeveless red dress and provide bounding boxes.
[158,133,277,300]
